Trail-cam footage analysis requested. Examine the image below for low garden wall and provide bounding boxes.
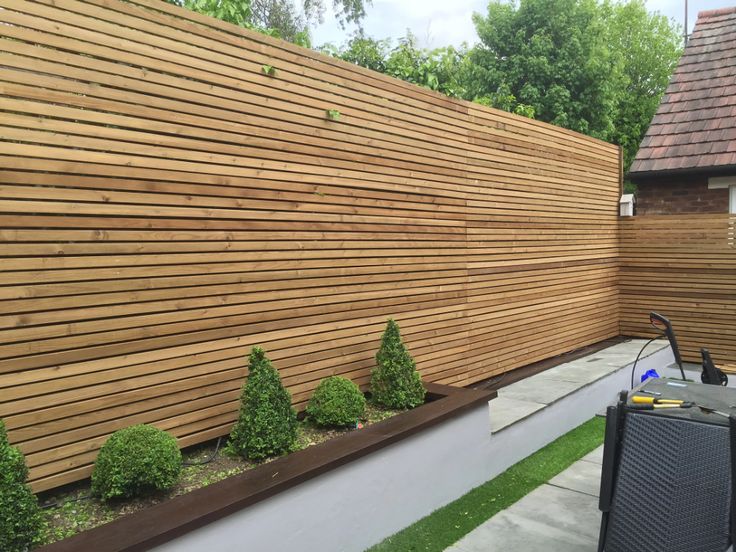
[39,384,495,552]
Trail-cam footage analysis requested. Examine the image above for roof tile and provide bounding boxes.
[630,7,736,178]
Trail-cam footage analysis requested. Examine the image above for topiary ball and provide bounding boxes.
[0,420,43,552]
[307,376,366,428]
[91,424,182,501]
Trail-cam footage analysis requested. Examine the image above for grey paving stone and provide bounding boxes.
[450,485,601,552]
[489,396,545,433]
[444,544,470,552]
[535,361,620,385]
[497,377,582,405]
[581,445,604,465]
[453,511,598,552]
[548,458,603,497]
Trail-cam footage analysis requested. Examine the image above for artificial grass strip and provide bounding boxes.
[368,415,606,552]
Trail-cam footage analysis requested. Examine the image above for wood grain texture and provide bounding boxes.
[620,214,736,366]
[0,0,620,491]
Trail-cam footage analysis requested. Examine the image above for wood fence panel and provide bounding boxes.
[0,0,620,491]
[620,214,736,365]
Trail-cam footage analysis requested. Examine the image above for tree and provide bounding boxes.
[468,0,681,164]
[331,32,470,99]
[605,0,682,171]
[173,0,371,43]
[251,0,311,44]
[469,0,620,139]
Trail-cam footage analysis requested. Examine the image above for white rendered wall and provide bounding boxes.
[153,403,495,552]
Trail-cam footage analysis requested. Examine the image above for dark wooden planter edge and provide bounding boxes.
[39,383,496,552]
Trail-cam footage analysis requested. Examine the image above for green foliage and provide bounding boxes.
[262,64,277,76]
[326,108,341,120]
[469,0,620,138]
[307,376,367,427]
[171,0,369,44]
[180,0,254,28]
[332,34,390,73]
[371,319,426,409]
[228,347,297,461]
[91,425,182,501]
[605,0,682,170]
[0,420,44,552]
[468,0,681,166]
[332,32,470,99]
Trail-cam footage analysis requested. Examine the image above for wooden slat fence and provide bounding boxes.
[620,214,736,365]
[0,0,621,491]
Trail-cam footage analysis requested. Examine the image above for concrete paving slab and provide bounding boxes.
[548,458,602,497]
[449,484,600,552]
[489,396,545,433]
[447,511,598,552]
[498,377,582,405]
[581,445,604,465]
[533,361,621,385]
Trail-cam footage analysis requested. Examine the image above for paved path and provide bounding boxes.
[446,445,604,552]
[490,340,670,433]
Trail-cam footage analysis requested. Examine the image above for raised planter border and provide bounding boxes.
[40,382,495,552]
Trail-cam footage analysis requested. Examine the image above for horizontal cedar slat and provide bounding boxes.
[619,214,736,367]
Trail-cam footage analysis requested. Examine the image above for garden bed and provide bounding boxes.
[37,383,495,552]
[39,402,400,546]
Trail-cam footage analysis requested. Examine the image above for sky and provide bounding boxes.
[312,0,736,49]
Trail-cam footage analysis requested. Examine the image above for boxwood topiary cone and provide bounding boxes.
[228,346,297,461]
[0,419,43,552]
[371,318,426,409]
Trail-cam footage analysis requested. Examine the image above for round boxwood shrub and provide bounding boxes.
[0,419,43,552]
[371,318,426,409]
[228,346,297,461]
[91,424,182,501]
[306,376,366,427]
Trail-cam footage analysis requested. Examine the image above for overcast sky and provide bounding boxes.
[312,0,736,49]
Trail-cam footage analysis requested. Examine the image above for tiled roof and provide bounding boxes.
[628,6,736,179]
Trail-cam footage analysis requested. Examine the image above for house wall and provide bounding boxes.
[635,176,729,215]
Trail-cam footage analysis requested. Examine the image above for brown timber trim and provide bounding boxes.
[39,383,495,552]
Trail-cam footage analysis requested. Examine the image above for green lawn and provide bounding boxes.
[368,416,606,552]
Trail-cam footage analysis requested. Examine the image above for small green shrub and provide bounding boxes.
[228,347,297,461]
[91,424,182,501]
[261,64,277,76]
[371,318,426,409]
[326,108,341,121]
[0,420,43,552]
[307,376,366,427]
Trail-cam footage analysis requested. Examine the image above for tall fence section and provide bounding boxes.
[2,0,620,490]
[620,214,736,365]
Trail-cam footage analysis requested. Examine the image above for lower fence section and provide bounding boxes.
[620,214,736,365]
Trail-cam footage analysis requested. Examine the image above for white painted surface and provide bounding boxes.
[619,194,635,216]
